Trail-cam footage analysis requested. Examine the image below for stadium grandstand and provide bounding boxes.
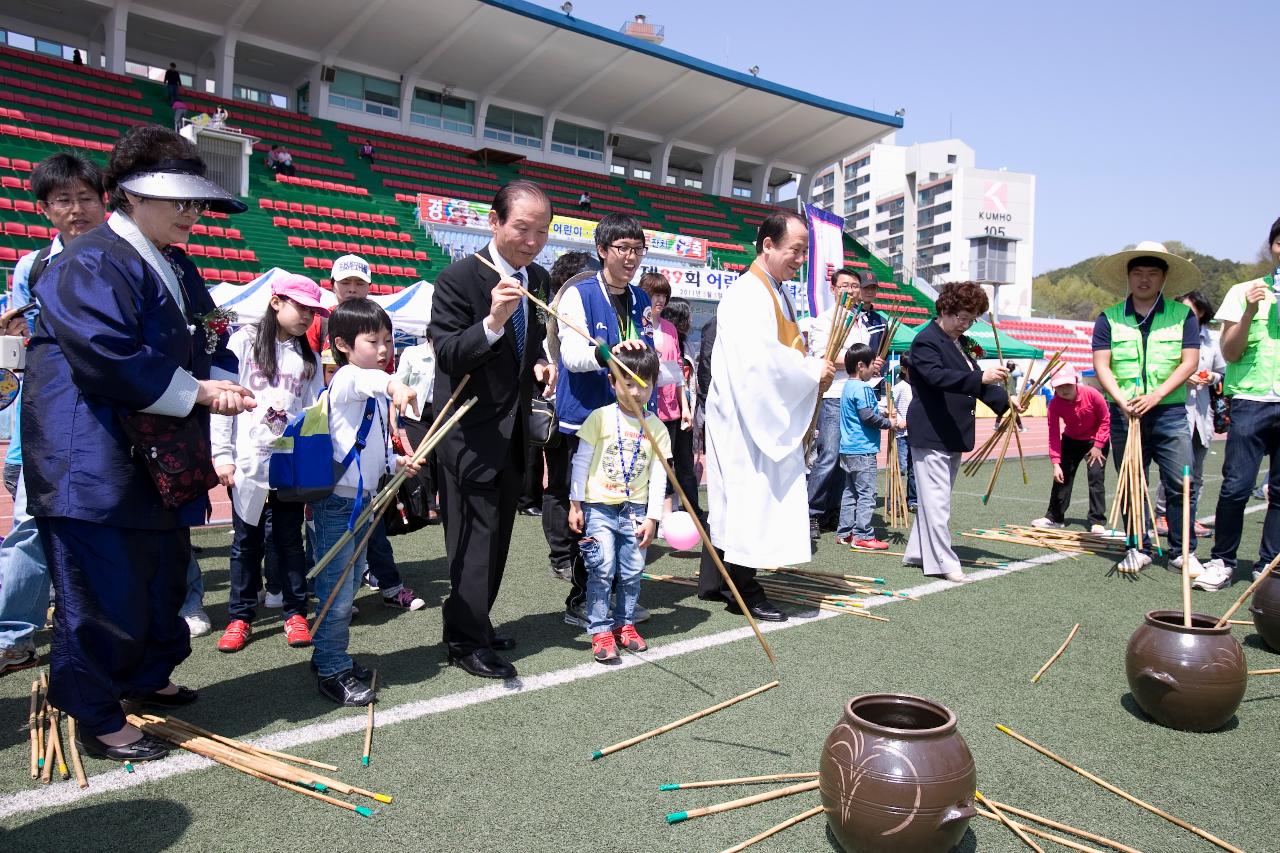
[0,0,1073,355]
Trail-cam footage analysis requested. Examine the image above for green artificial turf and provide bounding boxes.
[1,446,1277,852]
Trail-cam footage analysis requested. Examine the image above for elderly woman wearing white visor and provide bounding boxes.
[23,125,255,762]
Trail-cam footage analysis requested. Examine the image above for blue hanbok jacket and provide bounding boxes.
[22,223,236,529]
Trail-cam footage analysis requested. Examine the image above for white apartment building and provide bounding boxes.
[810,135,1036,317]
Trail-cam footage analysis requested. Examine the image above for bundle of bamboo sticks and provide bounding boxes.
[129,713,390,817]
[25,672,79,786]
[963,349,1066,503]
[963,525,1127,557]
[882,367,909,529]
[1108,413,1161,567]
[643,571,893,622]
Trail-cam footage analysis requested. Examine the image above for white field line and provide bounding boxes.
[0,503,1263,820]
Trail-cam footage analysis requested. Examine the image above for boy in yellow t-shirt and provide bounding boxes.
[569,347,671,663]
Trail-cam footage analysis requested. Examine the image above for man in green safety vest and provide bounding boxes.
[1091,241,1202,575]
[1201,217,1280,591]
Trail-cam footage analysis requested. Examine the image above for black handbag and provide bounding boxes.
[118,410,219,509]
[1211,384,1230,434]
[528,396,558,447]
[378,471,431,536]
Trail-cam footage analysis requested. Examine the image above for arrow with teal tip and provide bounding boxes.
[123,761,134,773]
[355,806,374,818]
[666,811,689,824]
[361,756,369,767]
[590,750,604,761]
[659,783,680,791]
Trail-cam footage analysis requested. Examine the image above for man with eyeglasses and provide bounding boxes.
[0,153,107,676]
[551,213,657,630]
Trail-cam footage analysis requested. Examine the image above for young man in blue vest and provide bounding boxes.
[1201,217,1280,591]
[553,213,655,628]
[1091,241,1202,575]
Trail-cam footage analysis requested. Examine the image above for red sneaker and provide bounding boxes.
[217,620,252,653]
[284,614,312,648]
[852,538,891,551]
[591,631,619,662]
[614,624,648,653]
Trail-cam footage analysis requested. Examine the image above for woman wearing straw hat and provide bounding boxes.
[1090,241,1202,575]
[23,125,254,761]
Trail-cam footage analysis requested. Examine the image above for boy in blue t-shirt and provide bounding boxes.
[837,344,904,550]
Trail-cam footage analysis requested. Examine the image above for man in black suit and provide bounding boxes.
[429,180,555,679]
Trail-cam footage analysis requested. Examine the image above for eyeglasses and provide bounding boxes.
[171,199,210,215]
[609,243,647,258]
[44,195,102,210]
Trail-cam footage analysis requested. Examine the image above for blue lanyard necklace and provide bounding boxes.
[614,406,645,499]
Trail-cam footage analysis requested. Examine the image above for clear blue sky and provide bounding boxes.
[529,0,1276,273]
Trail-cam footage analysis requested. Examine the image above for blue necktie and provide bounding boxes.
[511,270,526,362]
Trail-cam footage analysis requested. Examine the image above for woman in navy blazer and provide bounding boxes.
[24,126,251,761]
[904,282,1018,581]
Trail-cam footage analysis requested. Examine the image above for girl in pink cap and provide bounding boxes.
[210,273,330,654]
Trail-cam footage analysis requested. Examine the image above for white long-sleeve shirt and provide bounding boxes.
[211,326,325,522]
[328,364,397,497]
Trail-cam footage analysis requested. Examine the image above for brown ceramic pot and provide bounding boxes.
[819,694,976,853]
[1249,571,1280,653]
[1125,610,1246,732]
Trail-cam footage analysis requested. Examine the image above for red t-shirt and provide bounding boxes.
[1047,383,1110,464]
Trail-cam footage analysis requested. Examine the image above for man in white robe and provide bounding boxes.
[698,211,835,621]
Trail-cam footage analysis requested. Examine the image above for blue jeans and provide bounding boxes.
[1109,404,1194,554]
[180,552,205,619]
[896,433,918,505]
[365,516,403,595]
[581,502,647,634]
[0,472,49,652]
[807,398,843,523]
[307,493,371,677]
[228,496,307,622]
[838,453,879,539]
[1211,399,1280,570]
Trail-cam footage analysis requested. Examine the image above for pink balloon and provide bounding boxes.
[662,511,701,551]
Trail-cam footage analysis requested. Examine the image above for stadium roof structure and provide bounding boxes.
[30,0,901,197]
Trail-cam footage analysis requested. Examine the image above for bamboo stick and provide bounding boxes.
[985,799,1144,853]
[660,771,819,791]
[976,810,1115,853]
[143,714,340,772]
[603,353,776,665]
[473,251,648,388]
[1213,555,1279,627]
[28,680,38,778]
[976,791,1045,853]
[306,389,474,580]
[719,804,825,853]
[591,681,780,760]
[310,510,384,637]
[666,779,820,824]
[1249,668,1280,676]
[221,753,374,817]
[1227,619,1252,626]
[49,708,68,780]
[36,674,46,774]
[66,716,88,789]
[1031,623,1080,683]
[362,670,377,767]
[40,712,55,783]
[996,725,1244,853]
[1181,467,1192,627]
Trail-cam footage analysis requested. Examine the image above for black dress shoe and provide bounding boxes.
[518,506,543,517]
[77,732,172,761]
[310,659,373,682]
[317,670,375,706]
[810,519,821,541]
[491,633,516,651]
[725,599,788,622]
[448,648,516,679]
[132,686,199,708]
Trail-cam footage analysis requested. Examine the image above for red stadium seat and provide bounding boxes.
[0,247,16,262]
[14,200,35,214]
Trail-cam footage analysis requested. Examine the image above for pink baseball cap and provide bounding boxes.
[272,273,330,316]
[1051,364,1078,387]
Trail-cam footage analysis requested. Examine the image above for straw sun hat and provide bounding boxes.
[1092,240,1200,291]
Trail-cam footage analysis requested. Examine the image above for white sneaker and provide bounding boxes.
[1031,517,1065,529]
[1090,524,1122,538]
[1169,553,1204,579]
[1193,559,1232,591]
[1117,549,1152,573]
[183,610,212,637]
[264,591,284,609]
